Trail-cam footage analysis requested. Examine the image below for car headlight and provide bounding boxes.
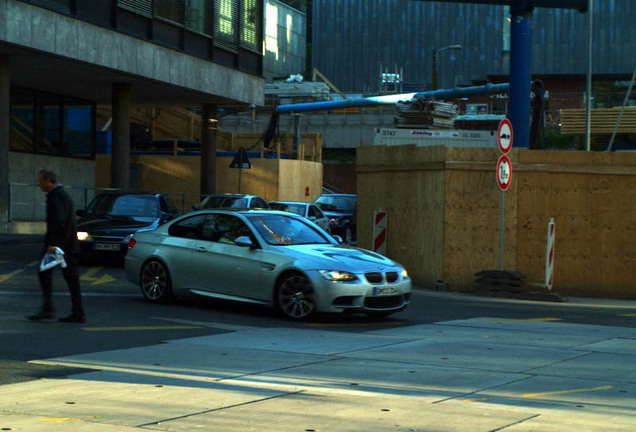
[401,269,409,279]
[319,270,358,282]
[77,231,89,241]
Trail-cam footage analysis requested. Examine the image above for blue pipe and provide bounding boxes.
[508,6,533,148]
[275,83,510,114]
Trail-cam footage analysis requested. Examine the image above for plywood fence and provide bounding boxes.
[357,145,636,299]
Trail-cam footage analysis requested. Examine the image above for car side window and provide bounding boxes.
[309,205,323,218]
[160,195,179,215]
[168,214,206,239]
[250,198,268,208]
[208,214,251,244]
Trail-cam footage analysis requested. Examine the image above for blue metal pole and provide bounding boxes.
[508,5,533,148]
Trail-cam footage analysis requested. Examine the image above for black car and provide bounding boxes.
[314,194,357,244]
[76,192,179,260]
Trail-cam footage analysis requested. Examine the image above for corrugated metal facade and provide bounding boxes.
[312,0,635,93]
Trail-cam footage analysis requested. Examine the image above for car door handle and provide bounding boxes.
[195,246,207,252]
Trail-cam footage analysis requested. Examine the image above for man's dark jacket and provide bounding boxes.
[45,185,80,255]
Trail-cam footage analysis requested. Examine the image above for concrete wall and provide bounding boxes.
[8,152,95,229]
[357,145,636,299]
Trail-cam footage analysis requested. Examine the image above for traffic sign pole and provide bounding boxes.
[496,119,513,270]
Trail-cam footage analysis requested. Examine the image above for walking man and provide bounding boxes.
[28,169,86,323]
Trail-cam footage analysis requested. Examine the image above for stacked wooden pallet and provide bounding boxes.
[394,100,458,128]
[560,107,636,135]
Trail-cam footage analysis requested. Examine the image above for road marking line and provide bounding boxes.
[80,267,116,285]
[618,313,636,317]
[0,269,24,283]
[523,385,613,398]
[484,318,562,322]
[461,397,492,403]
[308,321,404,327]
[28,260,39,267]
[40,417,82,423]
[83,325,205,332]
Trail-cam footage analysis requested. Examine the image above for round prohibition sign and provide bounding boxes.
[497,154,512,191]
[497,118,514,154]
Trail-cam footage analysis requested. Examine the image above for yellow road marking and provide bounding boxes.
[83,325,205,331]
[0,269,24,283]
[523,385,613,398]
[80,267,116,285]
[462,397,492,403]
[618,313,636,317]
[0,260,9,263]
[484,318,562,322]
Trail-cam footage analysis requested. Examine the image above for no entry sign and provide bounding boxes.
[497,154,512,191]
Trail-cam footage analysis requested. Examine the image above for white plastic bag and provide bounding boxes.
[39,247,67,272]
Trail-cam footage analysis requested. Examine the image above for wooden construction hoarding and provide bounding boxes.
[357,145,636,299]
[95,154,322,211]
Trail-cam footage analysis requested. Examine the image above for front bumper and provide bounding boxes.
[306,270,412,314]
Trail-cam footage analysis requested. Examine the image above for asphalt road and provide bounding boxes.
[1,241,634,387]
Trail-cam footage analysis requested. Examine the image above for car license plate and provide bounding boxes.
[93,243,120,251]
[372,287,398,296]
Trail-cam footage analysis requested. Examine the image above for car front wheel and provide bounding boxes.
[276,273,316,320]
[140,260,173,302]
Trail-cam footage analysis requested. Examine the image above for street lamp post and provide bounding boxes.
[432,44,462,90]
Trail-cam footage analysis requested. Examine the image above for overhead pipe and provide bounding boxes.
[275,83,510,114]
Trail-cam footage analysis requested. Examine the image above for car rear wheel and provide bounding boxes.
[276,273,316,320]
[140,260,173,302]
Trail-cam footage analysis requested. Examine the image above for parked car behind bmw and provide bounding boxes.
[314,194,357,244]
[193,193,269,210]
[76,191,179,261]
[268,201,330,232]
[125,209,411,320]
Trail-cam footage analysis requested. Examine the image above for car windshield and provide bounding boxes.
[247,214,330,245]
[201,196,246,208]
[314,196,356,212]
[270,203,305,216]
[86,194,158,217]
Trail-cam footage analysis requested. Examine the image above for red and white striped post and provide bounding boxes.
[373,210,387,255]
[545,217,555,291]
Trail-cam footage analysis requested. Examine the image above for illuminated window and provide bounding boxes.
[241,0,258,49]
[503,6,510,52]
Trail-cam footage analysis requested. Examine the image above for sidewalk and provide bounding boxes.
[0,317,634,431]
[0,233,44,246]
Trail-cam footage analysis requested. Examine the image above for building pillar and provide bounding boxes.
[0,55,10,233]
[200,103,217,196]
[111,83,131,189]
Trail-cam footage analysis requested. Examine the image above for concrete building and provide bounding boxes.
[1,0,265,233]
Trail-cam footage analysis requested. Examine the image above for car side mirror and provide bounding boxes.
[332,234,343,244]
[192,204,201,210]
[76,209,86,217]
[309,216,316,221]
[234,236,256,248]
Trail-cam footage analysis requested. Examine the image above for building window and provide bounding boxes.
[10,87,94,159]
[492,100,507,115]
[502,6,510,52]
[241,0,258,51]
[215,0,239,50]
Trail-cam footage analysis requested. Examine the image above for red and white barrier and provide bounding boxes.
[373,211,387,255]
[545,217,555,291]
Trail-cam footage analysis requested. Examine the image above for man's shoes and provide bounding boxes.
[27,311,55,321]
[58,314,86,323]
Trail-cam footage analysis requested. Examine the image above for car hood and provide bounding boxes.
[276,243,399,271]
[77,215,158,234]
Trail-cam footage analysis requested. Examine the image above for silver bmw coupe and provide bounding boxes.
[124,209,411,320]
